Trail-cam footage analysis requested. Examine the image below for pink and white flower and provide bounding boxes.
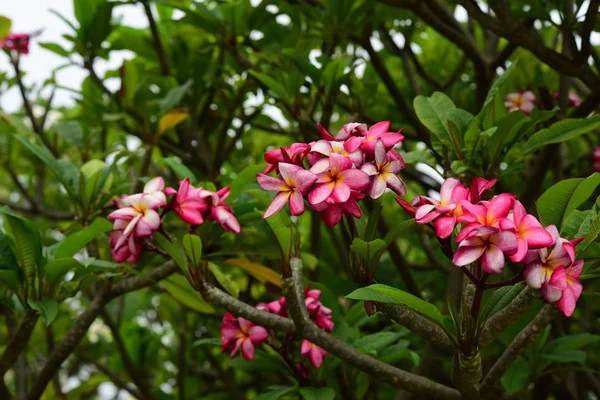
[301,340,328,369]
[257,163,318,218]
[361,139,406,199]
[308,153,369,205]
[199,187,241,234]
[340,121,404,154]
[548,261,584,317]
[263,143,311,174]
[165,178,207,225]
[505,91,536,114]
[452,226,518,274]
[457,193,515,242]
[220,312,269,361]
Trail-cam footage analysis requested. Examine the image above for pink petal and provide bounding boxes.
[249,326,269,344]
[542,283,562,303]
[482,245,506,274]
[143,176,164,193]
[135,210,161,237]
[452,244,485,266]
[329,153,353,174]
[509,238,528,263]
[309,158,331,174]
[311,140,333,155]
[177,178,191,200]
[487,193,515,220]
[373,139,386,167]
[321,204,343,227]
[165,187,177,195]
[214,207,241,234]
[294,169,318,194]
[548,266,568,291]
[567,260,584,280]
[308,182,335,205]
[339,169,370,191]
[368,176,386,199]
[556,286,578,317]
[317,125,335,141]
[308,347,324,368]
[546,225,560,245]
[288,191,305,216]
[361,163,377,176]
[140,193,166,210]
[512,200,527,225]
[434,216,456,239]
[263,192,290,219]
[490,231,518,255]
[108,207,138,220]
[378,132,404,147]
[279,163,303,186]
[368,120,390,136]
[384,174,406,195]
[301,339,312,355]
[343,136,364,153]
[523,224,554,248]
[342,199,362,218]
[178,207,204,225]
[523,263,544,289]
[241,339,255,361]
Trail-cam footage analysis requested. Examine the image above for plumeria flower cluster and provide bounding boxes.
[0,31,41,54]
[399,177,585,317]
[257,121,406,227]
[552,90,582,108]
[593,146,600,173]
[107,177,240,263]
[221,287,334,370]
[505,90,536,114]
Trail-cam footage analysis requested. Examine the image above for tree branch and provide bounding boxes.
[141,0,170,76]
[0,311,39,376]
[479,304,558,395]
[282,258,461,400]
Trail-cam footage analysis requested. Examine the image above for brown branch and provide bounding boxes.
[141,0,170,76]
[460,0,600,88]
[0,311,39,376]
[479,286,540,347]
[282,258,461,399]
[479,304,558,395]
[79,354,143,399]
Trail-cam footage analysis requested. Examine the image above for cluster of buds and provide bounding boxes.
[257,121,405,227]
[594,146,600,172]
[221,287,333,370]
[399,177,584,317]
[505,89,581,114]
[107,177,240,263]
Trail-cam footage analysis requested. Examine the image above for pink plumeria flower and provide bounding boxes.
[164,178,207,225]
[308,153,369,205]
[413,178,470,238]
[593,147,600,172]
[548,261,584,317]
[505,91,536,114]
[308,139,364,167]
[334,122,368,140]
[453,226,518,274]
[108,193,165,241]
[263,143,311,174]
[110,222,143,263]
[361,139,406,199]
[311,190,364,227]
[301,339,328,369]
[257,163,318,218]
[457,193,515,242]
[256,297,288,317]
[220,312,269,361]
[552,90,582,108]
[199,187,241,233]
[1,32,31,54]
[499,200,554,262]
[523,226,579,303]
[143,177,167,204]
[341,121,404,154]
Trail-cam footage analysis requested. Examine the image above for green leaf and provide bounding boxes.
[0,16,11,39]
[228,164,263,201]
[248,71,291,102]
[346,284,445,327]
[13,135,81,202]
[541,350,586,364]
[28,297,58,326]
[523,115,600,153]
[382,219,416,246]
[161,274,215,314]
[0,270,19,292]
[481,283,524,320]
[1,208,43,292]
[536,174,600,228]
[561,210,592,238]
[44,258,81,287]
[255,385,297,400]
[39,42,71,57]
[159,80,193,115]
[543,333,600,353]
[53,121,83,146]
[413,92,456,146]
[501,356,529,395]
[154,233,188,275]
[54,219,112,260]
[157,157,197,182]
[249,189,292,261]
[299,387,335,400]
[0,231,19,272]
[350,238,385,264]
[580,208,600,250]
[182,234,202,267]
[208,262,239,298]
[193,338,221,347]
[354,331,402,354]
[364,203,382,242]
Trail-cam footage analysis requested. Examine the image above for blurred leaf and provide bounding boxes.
[225,258,281,287]
[354,331,402,354]
[299,387,335,400]
[208,262,239,298]
[159,80,193,114]
[481,283,524,320]
[157,157,197,182]
[501,356,529,395]
[228,164,263,201]
[414,92,455,147]
[350,238,385,264]
[44,258,81,288]
[158,110,189,135]
[162,274,215,314]
[54,219,112,260]
[541,350,586,364]
[53,121,83,146]
[248,71,291,102]
[182,234,202,267]
[39,42,71,57]
[28,297,58,325]
[523,116,600,153]
[0,16,11,39]
[154,232,188,276]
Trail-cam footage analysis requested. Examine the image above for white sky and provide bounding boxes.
[0,0,147,112]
